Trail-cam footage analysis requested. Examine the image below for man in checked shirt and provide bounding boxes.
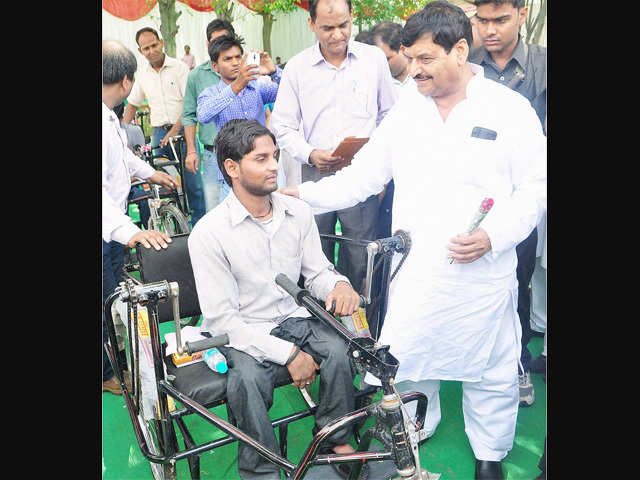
[196,34,282,133]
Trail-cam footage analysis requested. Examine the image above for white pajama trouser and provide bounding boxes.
[529,255,547,356]
[395,297,520,462]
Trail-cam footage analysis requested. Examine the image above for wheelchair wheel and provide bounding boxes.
[182,315,201,327]
[148,203,191,236]
[138,411,178,480]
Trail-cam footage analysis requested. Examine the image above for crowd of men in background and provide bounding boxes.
[103,1,547,479]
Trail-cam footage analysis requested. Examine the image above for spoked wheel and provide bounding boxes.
[181,315,201,327]
[148,203,191,236]
[137,408,178,480]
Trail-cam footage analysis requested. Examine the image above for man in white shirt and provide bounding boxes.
[367,21,416,243]
[102,40,178,395]
[280,2,546,479]
[270,0,397,300]
[122,27,206,226]
[370,21,416,95]
[188,118,362,480]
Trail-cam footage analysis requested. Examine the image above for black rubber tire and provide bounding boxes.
[182,315,201,327]
[148,203,191,236]
[138,413,178,480]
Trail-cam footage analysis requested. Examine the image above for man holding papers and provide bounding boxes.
[280,2,546,478]
[271,0,397,294]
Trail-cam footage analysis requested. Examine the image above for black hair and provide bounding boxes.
[102,41,137,85]
[402,1,473,54]
[309,0,352,22]
[206,18,235,42]
[371,21,403,52]
[474,0,525,8]
[214,119,276,187]
[113,102,125,119]
[208,34,245,63]
[135,27,160,46]
[354,30,374,45]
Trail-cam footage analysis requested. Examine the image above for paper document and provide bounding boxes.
[164,326,207,356]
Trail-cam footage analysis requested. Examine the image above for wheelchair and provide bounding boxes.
[103,231,431,480]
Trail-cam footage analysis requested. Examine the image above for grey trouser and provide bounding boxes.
[219,316,356,480]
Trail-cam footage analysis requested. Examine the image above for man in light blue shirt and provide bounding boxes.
[270,0,397,297]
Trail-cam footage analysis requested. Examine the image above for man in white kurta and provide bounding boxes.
[280,3,546,478]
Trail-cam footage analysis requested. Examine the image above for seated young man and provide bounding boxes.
[188,118,361,480]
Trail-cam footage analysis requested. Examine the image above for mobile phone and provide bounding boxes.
[247,51,260,66]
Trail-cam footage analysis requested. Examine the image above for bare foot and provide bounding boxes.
[332,443,355,454]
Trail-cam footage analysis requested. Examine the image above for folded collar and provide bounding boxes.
[228,190,294,227]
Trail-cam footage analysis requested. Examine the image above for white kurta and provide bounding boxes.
[299,64,547,383]
[102,103,156,245]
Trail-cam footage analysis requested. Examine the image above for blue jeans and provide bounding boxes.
[151,127,206,226]
[102,240,124,381]
[201,147,231,211]
[128,185,151,227]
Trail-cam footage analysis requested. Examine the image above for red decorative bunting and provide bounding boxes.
[103,0,308,21]
[178,0,216,12]
[236,0,259,12]
[237,0,309,12]
[102,0,157,21]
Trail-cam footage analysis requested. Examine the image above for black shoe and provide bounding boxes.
[475,460,503,480]
[331,463,352,479]
[530,354,546,374]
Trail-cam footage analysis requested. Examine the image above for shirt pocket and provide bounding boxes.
[458,132,510,189]
[342,81,371,120]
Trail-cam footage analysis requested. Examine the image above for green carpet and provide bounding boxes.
[102,316,546,480]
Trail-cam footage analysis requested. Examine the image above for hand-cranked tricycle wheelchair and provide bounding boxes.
[103,230,434,480]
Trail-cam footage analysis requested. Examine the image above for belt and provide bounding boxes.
[203,144,214,152]
[158,124,174,131]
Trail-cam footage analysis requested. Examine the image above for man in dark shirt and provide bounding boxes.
[469,0,546,128]
[469,0,547,408]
